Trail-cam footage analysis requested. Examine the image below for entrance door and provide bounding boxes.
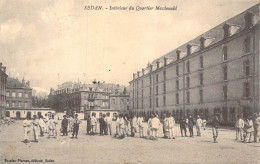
[27,112,31,119]
[16,111,21,119]
[6,111,10,117]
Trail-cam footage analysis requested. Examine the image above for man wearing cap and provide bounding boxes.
[62,115,69,136]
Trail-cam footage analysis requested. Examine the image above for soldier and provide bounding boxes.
[212,115,219,143]
[105,113,112,135]
[48,114,58,139]
[32,115,40,142]
[130,115,137,137]
[23,115,32,143]
[61,115,68,136]
[196,115,203,136]
[235,115,244,141]
[188,116,194,137]
[180,116,187,137]
[137,116,144,138]
[72,114,81,139]
[86,115,91,135]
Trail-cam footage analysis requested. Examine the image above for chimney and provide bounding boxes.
[137,72,140,78]
[27,80,30,87]
[22,78,25,86]
[133,73,136,80]
[0,63,2,70]
[142,69,145,76]
[176,50,181,60]
[156,61,160,69]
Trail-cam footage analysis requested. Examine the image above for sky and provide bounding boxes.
[0,0,258,93]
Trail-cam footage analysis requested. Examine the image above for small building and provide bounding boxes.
[6,108,55,119]
[0,62,8,119]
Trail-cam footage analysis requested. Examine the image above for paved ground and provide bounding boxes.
[0,120,259,164]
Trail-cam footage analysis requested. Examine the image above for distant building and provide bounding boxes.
[129,4,260,123]
[109,88,130,115]
[0,63,8,119]
[51,81,125,117]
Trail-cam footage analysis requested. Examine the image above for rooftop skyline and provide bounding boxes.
[0,0,258,93]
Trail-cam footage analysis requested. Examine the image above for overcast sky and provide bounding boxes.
[0,0,258,92]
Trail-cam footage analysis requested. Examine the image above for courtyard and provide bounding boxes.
[0,120,259,164]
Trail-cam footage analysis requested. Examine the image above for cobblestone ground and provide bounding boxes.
[0,120,259,164]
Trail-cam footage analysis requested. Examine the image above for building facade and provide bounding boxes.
[109,94,130,114]
[0,63,7,119]
[129,4,260,123]
[6,77,33,119]
[51,82,124,116]
[6,108,55,119]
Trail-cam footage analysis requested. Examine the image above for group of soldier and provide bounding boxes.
[22,113,82,143]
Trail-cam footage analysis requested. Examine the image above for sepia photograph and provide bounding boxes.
[0,0,259,163]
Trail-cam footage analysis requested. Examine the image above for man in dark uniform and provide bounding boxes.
[212,115,219,143]
[180,116,187,137]
[99,114,106,135]
[61,115,68,136]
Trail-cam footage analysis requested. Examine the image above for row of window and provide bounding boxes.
[133,82,250,109]
[6,91,31,98]
[111,98,130,105]
[6,101,29,108]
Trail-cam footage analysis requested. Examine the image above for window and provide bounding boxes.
[186,77,190,88]
[156,97,158,107]
[244,60,250,76]
[176,93,179,104]
[137,91,139,98]
[18,92,22,97]
[244,37,250,53]
[141,99,143,109]
[156,74,158,83]
[223,66,228,81]
[137,100,139,109]
[223,46,228,61]
[176,80,179,90]
[25,101,28,107]
[199,73,203,85]
[176,65,179,76]
[200,56,203,68]
[142,80,143,87]
[142,90,143,98]
[6,101,9,107]
[199,89,203,103]
[187,61,190,73]
[163,82,166,93]
[223,85,228,100]
[150,76,152,85]
[186,91,190,104]
[120,99,124,104]
[243,82,250,98]
[12,101,15,107]
[18,101,22,107]
[6,92,10,97]
[163,95,166,106]
[149,98,152,108]
[12,92,15,97]
[25,93,28,98]
[156,85,158,95]
[150,87,152,96]
[163,70,166,81]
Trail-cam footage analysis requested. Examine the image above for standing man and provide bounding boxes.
[72,114,81,139]
[212,115,219,143]
[61,115,69,136]
[23,115,32,143]
[235,115,244,141]
[188,116,194,137]
[137,116,144,138]
[166,113,175,139]
[39,115,45,137]
[32,115,40,142]
[86,115,91,135]
[196,115,203,137]
[253,113,260,143]
[99,114,106,135]
[105,113,112,135]
[90,113,97,135]
[180,116,187,137]
[130,115,137,137]
[151,114,161,140]
[48,114,58,139]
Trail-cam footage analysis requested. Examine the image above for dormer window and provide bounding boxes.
[187,44,199,55]
[223,23,240,39]
[156,61,160,69]
[244,12,256,29]
[164,57,167,66]
[176,50,180,60]
[200,37,215,49]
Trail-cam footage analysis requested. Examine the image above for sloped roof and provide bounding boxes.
[150,4,260,65]
[7,77,31,89]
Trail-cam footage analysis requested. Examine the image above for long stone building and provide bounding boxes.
[129,4,260,123]
[0,63,7,119]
